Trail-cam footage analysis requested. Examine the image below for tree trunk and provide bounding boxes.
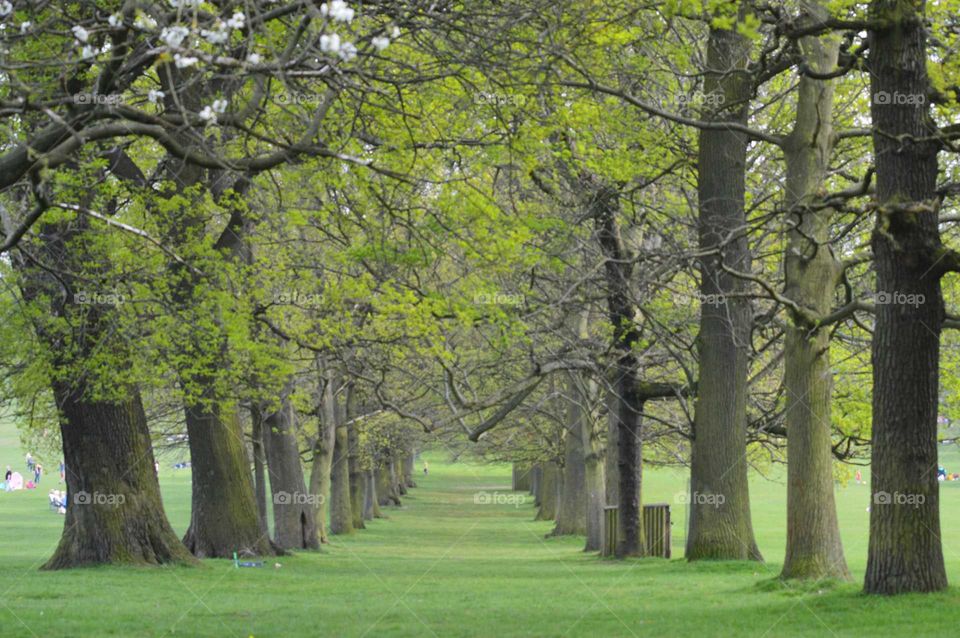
[182,395,276,558]
[512,464,531,491]
[308,374,337,544]
[365,469,384,519]
[864,0,947,594]
[553,373,588,536]
[583,382,606,552]
[264,396,319,550]
[250,406,270,538]
[531,464,542,503]
[403,452,417,489]
[348,417,366,530]
[686,6,762,561]
[535,463,560,521]
[376,461,402,506]
[780,3,849,580]
[329,422,354,534]
[44,385,195,569]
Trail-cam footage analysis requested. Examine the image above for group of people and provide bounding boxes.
[3,454,65,492]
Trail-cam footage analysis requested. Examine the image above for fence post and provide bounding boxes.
[601,506,618,557]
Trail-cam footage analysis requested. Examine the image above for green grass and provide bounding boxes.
[5,430,960,636]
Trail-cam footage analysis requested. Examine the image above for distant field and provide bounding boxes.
[4,419,960,636]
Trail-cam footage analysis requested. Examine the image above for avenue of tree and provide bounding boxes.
[2,0,960,596]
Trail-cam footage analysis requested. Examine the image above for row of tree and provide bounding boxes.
[1,0,959,596]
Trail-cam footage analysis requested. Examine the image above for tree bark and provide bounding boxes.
[686,5,762,561]
[348,416,366,530]
[182,394,275,558]
[531,464,542,503]
[308,371,337,544]
[44,385,195,569]
[535,462,560,521]
[780,2,849,580]
[583,379,606,552]
[250,406,270,538]
[264,395,319,550]
[552,373,588,536]
[864,0,947,594]
[329,421,354,534]
[364,469,383,519]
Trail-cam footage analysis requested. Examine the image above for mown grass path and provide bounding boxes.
[3,454,960,636]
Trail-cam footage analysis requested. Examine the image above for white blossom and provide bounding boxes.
[246,52,261,64]
[0,1,13,18]
[134,13,157,30]
[147,89,165,104]
[320,1,354,23]
[319,32,340,54]
[169,0,201,8]
[72,25,89,42]
[371,36,389,51]
[201,25,228,44]
[226,12,245,29]
[80,45,97,59]
[212,98,228,113]
[391,26,400,38]
[108,14,121,28]
[174,53,198,68]
[20,21,31,34]
[198,105,216,122]
[339,41,357,61]
[161,25,189,48]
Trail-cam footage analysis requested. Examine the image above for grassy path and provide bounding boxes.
[3,455,960,636]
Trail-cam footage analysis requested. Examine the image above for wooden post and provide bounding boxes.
[601,505,618,557]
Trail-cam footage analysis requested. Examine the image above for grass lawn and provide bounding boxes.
[4,425,960,636]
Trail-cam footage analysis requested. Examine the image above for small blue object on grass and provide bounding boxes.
[233,552,264,568]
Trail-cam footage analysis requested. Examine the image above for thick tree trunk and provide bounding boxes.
[264,396,319,550]
[531,464,542,503]
[376,461,402,506]
[182,396,275,558]
[329,422,354,534]
[535,462,560,521]
[587,176,648,557]
[348,418,366,529]
[864,0,947,594]
[44,385,194,569]
[604,393,619,511]
[780,5,849,580]
[250,406,270,538]
[687,7,762,561]
[365,469,384,518]
[553,373,588,536]
[583,384,606,552]
[403,452,417,489]
[308,375,337,544]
